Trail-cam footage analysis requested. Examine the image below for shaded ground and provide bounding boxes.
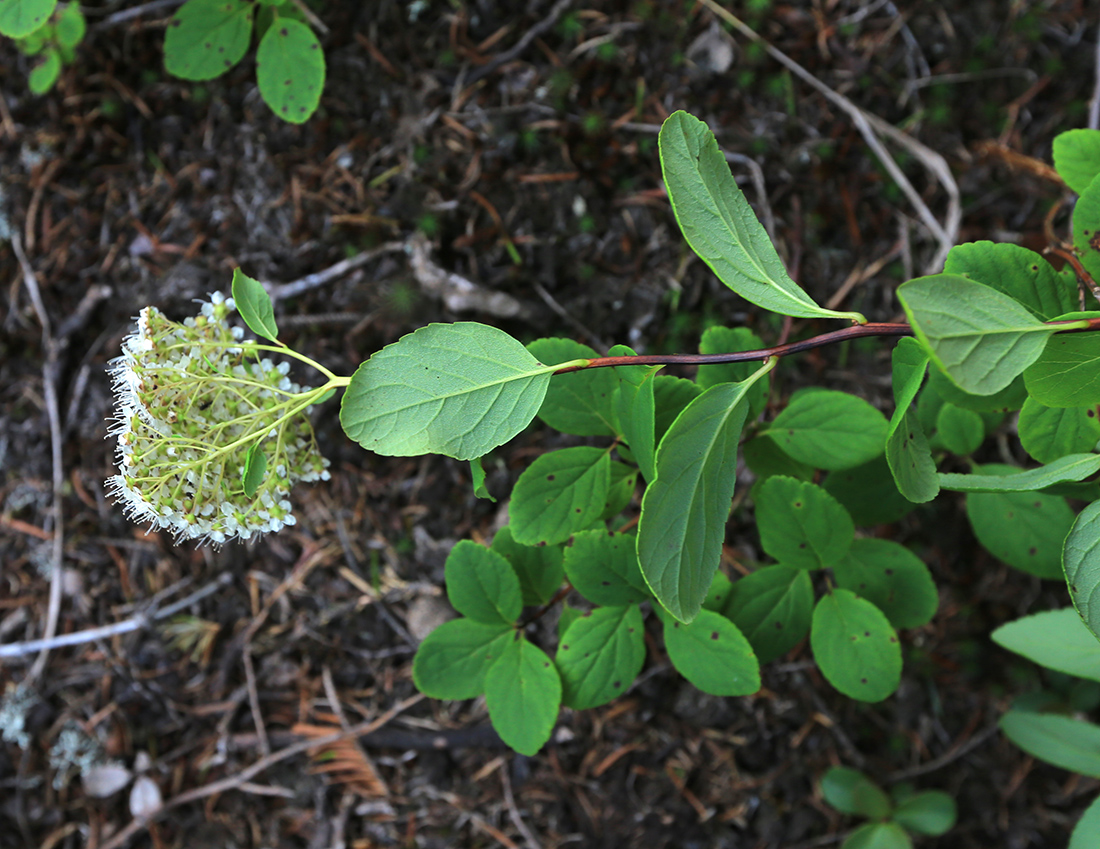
[1,1,1097,847]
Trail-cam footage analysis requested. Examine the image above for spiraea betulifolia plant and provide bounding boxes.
[108,113,1100,779]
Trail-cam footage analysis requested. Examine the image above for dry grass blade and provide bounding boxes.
[293,712,389,799]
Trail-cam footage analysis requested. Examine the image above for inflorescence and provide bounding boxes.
[106,293,330,545]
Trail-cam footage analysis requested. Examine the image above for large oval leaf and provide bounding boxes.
[811,589,901,702]
[833,538,938,630]
[510,447,610,546]
[944,241,1076,321]
[662,608,760,696]
[638,371,767,622]
[992,608,1100,683]
[898,274,1059,395]
[163,0,254,81]
[444,540,521,625]
[527,337,617,436]
[340,322,568,460]
[1054,129,1100,194]
[1023,331,1100,408]
[484,636,561,756]
[1018,398,1100,464]
[256,17,325,124]
[658,111,860,322]
[765,388,889,471]
[563,529,648,606]
[1066,500,1100,640]
[412,619,513,700]
[556,605,645,709]
[723,564,813,663]
[0,0,57,38]
[755,476,854,570]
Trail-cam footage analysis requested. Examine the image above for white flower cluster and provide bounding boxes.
[106,293,331,545]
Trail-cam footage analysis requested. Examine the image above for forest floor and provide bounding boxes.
[1,1,1098,847]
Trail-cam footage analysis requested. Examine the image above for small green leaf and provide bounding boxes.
[658,111,861,322]
[256,17,325,123]
[469,456,496,502]
[842,822,913,849]
[724,564,813,663]
[0,0,56,38]
[600,462,637,520]
[609,343,659,482]
[1069,794,1100,849]
[885,409,939,503]
[965,466,1074,579]
[563,529,648,606]
[484,635,561,756]
[696,326,768,416]
[765,388,889,471]
[892,791,957,837]
[820,766,892,819]
[832,538,938,630]
[652,375,702,445]
[1018,398,1100,464]
[412,619,513,699]
[703,569,733,612]
[742,435,814,481]
[1023,331,1100,408]
[28,45,59,93]
[940,454,1100,493]
[1054,129,1100,194]
[638,372,767,622]
[340,322,565,460]
[54,2,84,48]
[231,268,279,342]
[935,403,984,455]
[944,241,1076,321]
[1075,167,1100,286]
[444,540,522,625]
[556,605,645,709]
[926,365,1027,412]
[510,447,610,546]
[755,476,854,570]
[992,608,1100,683]
[663,608,760,696]
[490,526,564,606]
[557,602,582,642]
[241,442,267,498]
[1000,710,1100,777]
[898,274,1060,395]
[811,589,901,702]
[822,456,916,526]
[1065,501,1100,640]
[163,0,254,81]
[528,338,616,436]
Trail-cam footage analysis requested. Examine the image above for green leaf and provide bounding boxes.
[528,338,616,436]
[926,364,1027,413]
[556,605,645,709]
[1023,332,1100,408]
[658,111,860,322]
[0,0,55,38]
[1075,166,1100,286]
[755,476,854,570]
[163,0,254,81]
[892,791,956,837]
[944,241,1076,321]
[1018,398,1100,464]
[1000,710,1100,777]
[27,45,59,93]
[1066,501,1100,640]
[935,403,984,455]
[444,540,522,625]
[992,608,1100,683]
[663,608,760,696]
[653,375,702,445]
[557,602,582,642]
[484,635,561,756]
[811,589,901,702]
[340,322,566,460]
[54,2,84,48]
[1069,794,1100,849]
[256,17,325,124]
[609,344,659,482]
[412,618,513,699]
[490,526,563,606]
[832,538,938,630]
[885,409,939,503]
[965,466,1074,579]
[231,268,279,342]
[898,274,1060,395]
[469,457,496,502]
[1054,129,1100,194]
[822,456,916,526]
[638,373,765,622]
[724,564,813,663]
[742,435,814,481]
[563,529,648,606]
[842,822,912,849]
[940,454,1100,493]
[600,462,637,520]
[696,326,768,416]
[820,766,892,819]
[241,442,267,498]
[703,569,733,612]
[510,447,610,546]
[765,388,889,471]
